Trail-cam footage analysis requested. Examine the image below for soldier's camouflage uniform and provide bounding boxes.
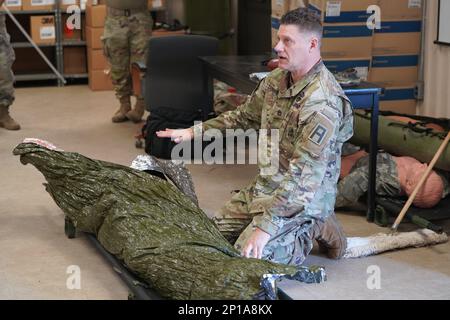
[194,61,354,266]
[0,13,15,109]
[335,152,450,208]
[102,2,152,101]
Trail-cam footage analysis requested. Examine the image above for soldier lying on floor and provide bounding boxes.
[336,145,450,210]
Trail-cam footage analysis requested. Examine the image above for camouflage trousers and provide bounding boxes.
[336,152,402,208]
[212,184,314,266]
[102,11,152,100]
[0,14,15,108]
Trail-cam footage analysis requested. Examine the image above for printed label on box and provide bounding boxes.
[40,26,55,39]
[408,0,421,8]
[5,0,22,6]
[326,1,341,17]
[31,0,55,5]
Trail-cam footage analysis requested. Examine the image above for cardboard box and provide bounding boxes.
[89,69,113,91]
[369,54,419,86]
[289,0,307,11]
[86,26,103,49]
[63,46,87,74]
[86,4,106,27]
[22,0,55,11]
[321,23,374,58]
[30,15,56,44]
[378,0,422,20]
[0,0,23,11]
[87,48,108,71]
[308,0,377,23]
[271,27,279,48]
[373,20,421,55]
[324,56,371,80]
[271,0,290,18]
[60,0,80,12]
[379,84,417,114]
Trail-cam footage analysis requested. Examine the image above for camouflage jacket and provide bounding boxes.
[195,61,354,236]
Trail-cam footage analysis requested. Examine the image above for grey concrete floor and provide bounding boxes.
[0,85,449,300]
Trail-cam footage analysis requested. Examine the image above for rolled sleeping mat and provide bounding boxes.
[350,112,450,171]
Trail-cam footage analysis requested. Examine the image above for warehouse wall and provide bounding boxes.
[418,0,450,118]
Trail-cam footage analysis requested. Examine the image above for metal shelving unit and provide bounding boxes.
[62,40,86,46]
[15,73,58,81]
[12,42,56,48]
[8,1,170,86]
[7,3,74,86]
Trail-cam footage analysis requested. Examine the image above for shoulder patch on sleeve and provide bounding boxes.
[300,111,336,157]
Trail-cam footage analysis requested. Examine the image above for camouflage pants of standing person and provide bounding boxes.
[102,11,152,101]
[212,184,314,267]
[335,152,402,208]
[0,14,15,109]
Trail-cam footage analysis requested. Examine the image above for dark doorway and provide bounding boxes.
[238,0,272,55]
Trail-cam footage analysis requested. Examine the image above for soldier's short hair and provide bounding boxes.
[280,8,323,43]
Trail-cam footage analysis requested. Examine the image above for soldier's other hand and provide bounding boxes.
[156,128,194,144]
[242,228,270,259]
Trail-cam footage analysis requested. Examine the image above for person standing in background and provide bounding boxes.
[102,0,152,123]
[0,0,21,131]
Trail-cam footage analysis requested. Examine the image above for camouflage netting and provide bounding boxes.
[13,142,325,300]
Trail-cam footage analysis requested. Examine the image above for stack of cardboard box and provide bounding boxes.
[271,0,373,82]
[369,0,423,114]
[308,0,374,83]
[85,3,112,91]
[270,0,424,114]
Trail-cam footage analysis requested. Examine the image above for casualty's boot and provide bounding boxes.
[126,97,146,123]
[311,213,347,259]
[112,96,132,123]
[0,106,21,130]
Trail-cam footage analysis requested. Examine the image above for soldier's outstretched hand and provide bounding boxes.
[156,128,194,144]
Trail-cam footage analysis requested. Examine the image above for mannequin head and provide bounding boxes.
[404,162,444,208]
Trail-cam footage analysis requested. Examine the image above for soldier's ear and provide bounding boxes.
[309,37,319,52]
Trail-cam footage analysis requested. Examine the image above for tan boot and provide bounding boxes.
[112,97,132,123]
[0,106,21,130]
[126,98,146,123]
[311,214,347,259]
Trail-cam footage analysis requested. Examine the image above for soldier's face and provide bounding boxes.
[274,24,317,72]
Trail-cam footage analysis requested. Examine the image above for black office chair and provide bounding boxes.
[132,35,219,157]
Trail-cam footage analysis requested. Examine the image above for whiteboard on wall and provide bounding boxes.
[436,0,450,45]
